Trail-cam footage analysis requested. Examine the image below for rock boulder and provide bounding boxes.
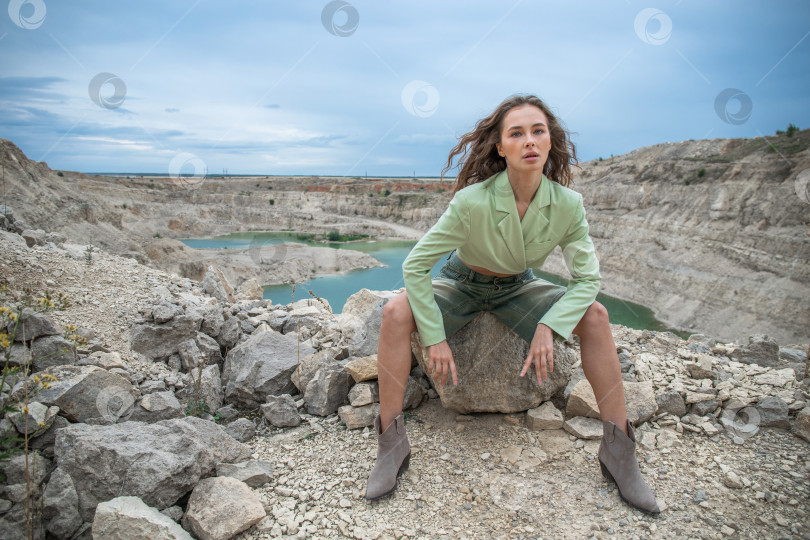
[222,329,314,408]
[411,312,577,414]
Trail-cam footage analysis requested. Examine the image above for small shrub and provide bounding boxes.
[1,280,74,472]
[153,232,162,239]
[121,203,127,209]
[56,171,64,177]
[84,244,94,265]
[697,168,705,178]
[269,199,275,205]
[184,367,210,418]
[436,187,445,194]
[327,230,341,242]
[383,189,391,197]
[786,123,799,137]
[684,178,691,185]
[184,399,210,418]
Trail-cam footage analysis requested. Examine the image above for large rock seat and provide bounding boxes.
[411,312,578,414]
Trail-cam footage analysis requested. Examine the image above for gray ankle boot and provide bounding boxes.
[365,414,411,500]
[598,420,660,514]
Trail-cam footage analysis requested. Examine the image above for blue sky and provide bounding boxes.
[1,0,808,176]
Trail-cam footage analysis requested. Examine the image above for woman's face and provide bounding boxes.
[496,104,552,175]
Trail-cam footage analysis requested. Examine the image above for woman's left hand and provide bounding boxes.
[521,323,554,384]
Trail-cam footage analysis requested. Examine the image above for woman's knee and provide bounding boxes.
[586,301,609,323]
[382,292,416,330]
[574,301,609,335]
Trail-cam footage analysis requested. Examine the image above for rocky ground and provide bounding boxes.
[1,207,809,540]
[242,400,809,540]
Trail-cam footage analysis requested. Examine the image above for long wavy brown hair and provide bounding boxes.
[442,94,579,194]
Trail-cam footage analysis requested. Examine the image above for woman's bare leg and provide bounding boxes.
[573,302,628,434]
[378,292,418,430]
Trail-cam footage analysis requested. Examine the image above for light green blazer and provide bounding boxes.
[403,169,601,347]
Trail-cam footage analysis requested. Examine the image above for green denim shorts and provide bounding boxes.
[432,251,567,344]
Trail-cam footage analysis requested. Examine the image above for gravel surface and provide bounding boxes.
[0,235,181,378]
[240,399,809,540]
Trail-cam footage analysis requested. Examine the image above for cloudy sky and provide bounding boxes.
[1,0,808,177]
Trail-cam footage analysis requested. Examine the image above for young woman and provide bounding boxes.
[365,94,660,514]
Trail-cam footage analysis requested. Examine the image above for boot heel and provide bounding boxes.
[600,461,614,484]
[398,451,411,476]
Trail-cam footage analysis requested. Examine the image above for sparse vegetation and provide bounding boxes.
[0,277,83,517]
[326,230,369,242]
[184,366,211,418]
[269,199,275,205]
[697,168,706,178]
[56,171,63,177]
[383,189,391,197]
[786,123,799,137]
[436,187,445,194]
[84,244,94,265]
[153,232,162,239]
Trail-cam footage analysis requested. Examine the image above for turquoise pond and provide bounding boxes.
[180,232,683,336]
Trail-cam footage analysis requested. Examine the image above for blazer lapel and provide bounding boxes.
[490,170,525,269]
[521,174,552,242]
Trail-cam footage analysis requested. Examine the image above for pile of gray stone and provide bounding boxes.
[0,260,440,539]
[0,204,65,248]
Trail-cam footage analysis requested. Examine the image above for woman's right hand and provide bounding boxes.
[427,340,457,386]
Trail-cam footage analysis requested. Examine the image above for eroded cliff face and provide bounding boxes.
[1,132,807,343]
[544,135,809,344]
